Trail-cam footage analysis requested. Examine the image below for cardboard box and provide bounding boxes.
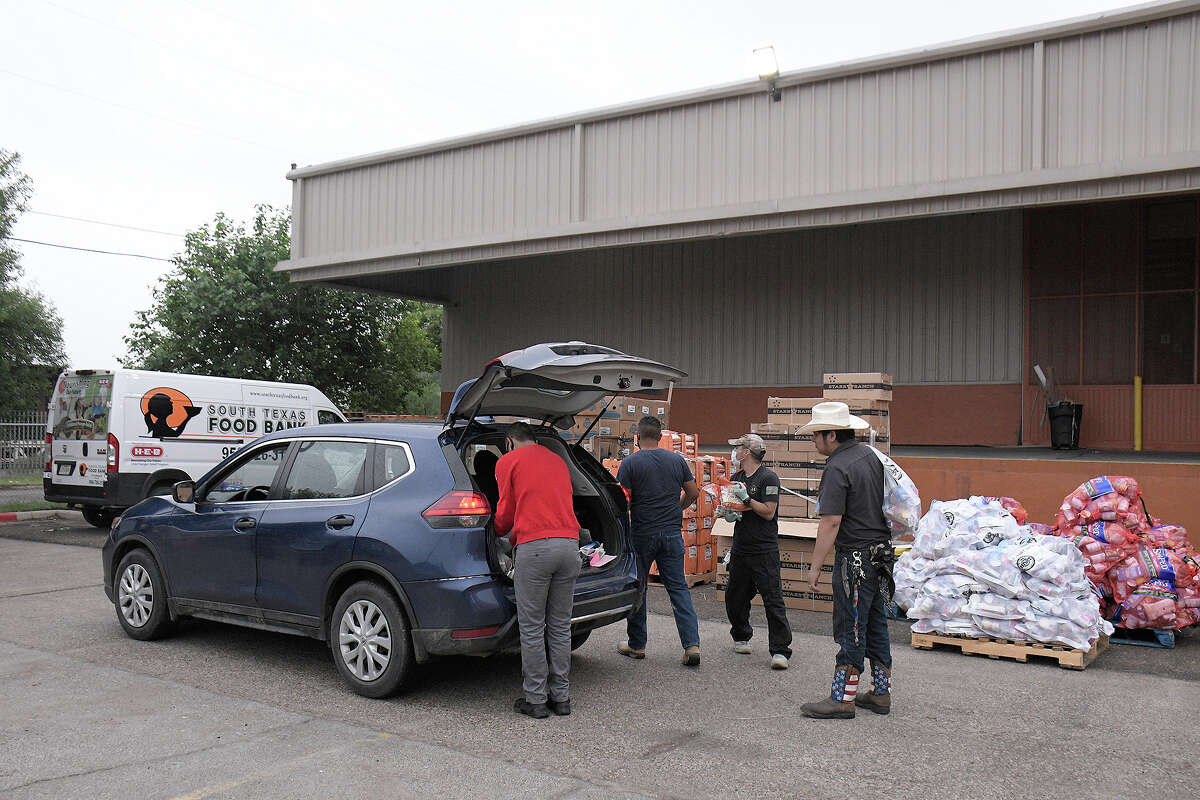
[766,397,823,424]
[591,435,625,460]
[718,561,834,586]
[823,372,893,402]
[715,588,835,613]
[767,396,823,410]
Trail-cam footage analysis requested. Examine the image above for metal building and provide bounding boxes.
[279,0,1200,453]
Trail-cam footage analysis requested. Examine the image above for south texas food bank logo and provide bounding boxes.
[141,387,202,438]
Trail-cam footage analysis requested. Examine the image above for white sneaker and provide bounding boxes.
[733,641,752,654]
[770,654,789,670]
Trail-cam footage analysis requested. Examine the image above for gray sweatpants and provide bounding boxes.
[513,536,581,704]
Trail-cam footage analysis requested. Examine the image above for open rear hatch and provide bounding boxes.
[447,342,686,581]
[446,342,686,431]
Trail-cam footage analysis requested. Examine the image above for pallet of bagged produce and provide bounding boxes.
[910,631,1109,670]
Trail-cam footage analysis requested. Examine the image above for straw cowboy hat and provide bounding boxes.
[797,401,870,433]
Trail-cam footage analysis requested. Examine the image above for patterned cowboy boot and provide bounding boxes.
[800,665,859,719]
[854,660,892,715]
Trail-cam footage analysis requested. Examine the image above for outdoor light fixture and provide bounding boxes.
[752,45,781,102]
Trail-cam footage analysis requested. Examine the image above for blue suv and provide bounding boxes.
[102,342,685,697]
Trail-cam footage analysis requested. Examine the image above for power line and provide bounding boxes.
[27,210,184,238]
[10,237,174,262]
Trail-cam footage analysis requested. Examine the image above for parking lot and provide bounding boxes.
[1,519,1197,799]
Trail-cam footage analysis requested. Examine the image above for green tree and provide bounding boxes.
[123,206,441,413]
[0,149,68,412]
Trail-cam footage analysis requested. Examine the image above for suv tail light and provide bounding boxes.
[422,490,491,529]
[107,433,119,473]
[44,433,52,473]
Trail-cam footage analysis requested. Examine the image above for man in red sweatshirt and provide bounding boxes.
[494,421,582,719]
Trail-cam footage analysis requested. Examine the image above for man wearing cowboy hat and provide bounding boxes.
[797,401,893,720]
[723,432,792,670]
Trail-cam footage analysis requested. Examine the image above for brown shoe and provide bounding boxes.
[618,641,646,659]
[800,665,859,719]
[800,697,856,719]
[855,692,891,715]
[857,660,892,714]
[681,645,700,666]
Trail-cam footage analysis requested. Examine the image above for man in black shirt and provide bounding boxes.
[724,433,792,670]
[798,402,892,720]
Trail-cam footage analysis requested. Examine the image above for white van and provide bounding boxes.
[44,369,346,527]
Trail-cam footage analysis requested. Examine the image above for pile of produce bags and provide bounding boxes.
[894,497,1112,651]
[1051,476,1199,630]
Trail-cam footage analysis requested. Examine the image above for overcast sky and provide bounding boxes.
[5,0,1138,367]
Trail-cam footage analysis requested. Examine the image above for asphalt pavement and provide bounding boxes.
[1,520,1197,799]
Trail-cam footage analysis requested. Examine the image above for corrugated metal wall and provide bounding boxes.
[282,7,1200,282]
[1045,13,1200,168]
[437,211,1022,387]
[299,128,576,258]
[581,47,1032,219]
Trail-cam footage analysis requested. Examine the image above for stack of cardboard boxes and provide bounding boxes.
[560,396,670,461]
[713,371,893,613]
[755,372,892,521]
[714,521,836,611]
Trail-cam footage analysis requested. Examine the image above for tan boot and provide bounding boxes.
[800,665,859,719]
[855,660,892,715]
[681,645,700,666]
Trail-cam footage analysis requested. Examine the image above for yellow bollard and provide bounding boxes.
[1133,376,1142,452]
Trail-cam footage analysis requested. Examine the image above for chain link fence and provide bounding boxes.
[1,410,47,506]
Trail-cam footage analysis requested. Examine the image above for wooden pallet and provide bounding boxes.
[910,631,1108,670]
[649,570,717,588]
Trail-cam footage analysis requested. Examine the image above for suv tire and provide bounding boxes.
[114,549,174,640]
[330,581,414,698]
[570,630,592,651]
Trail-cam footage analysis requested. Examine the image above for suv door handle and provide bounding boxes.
[234,517,256,531]
[327,514,355,530]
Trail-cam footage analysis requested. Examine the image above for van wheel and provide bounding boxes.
[330,581,414,698]
[114,549,174,640]
[82,507,116,528]
[570,630,592,650]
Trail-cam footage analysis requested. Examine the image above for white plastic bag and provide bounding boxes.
[869,446,921,534]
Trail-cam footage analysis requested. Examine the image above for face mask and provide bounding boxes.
[730,448,741,469]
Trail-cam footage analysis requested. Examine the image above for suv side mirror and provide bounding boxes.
[173,481,195,504]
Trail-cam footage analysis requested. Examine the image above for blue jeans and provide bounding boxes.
[626,528,700,650]
[832,548,892,673]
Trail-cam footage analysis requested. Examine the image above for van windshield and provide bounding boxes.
[49,374,112,441]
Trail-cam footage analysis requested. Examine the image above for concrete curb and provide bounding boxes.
[0,509,84,523]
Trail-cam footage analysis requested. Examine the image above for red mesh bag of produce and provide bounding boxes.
[1118,579,1179,629]
[1144,524,1190,550]
[1109,547,1193,603]
[1055,476,1146,531]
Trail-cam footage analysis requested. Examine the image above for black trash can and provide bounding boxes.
[1048,402,1083,450]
